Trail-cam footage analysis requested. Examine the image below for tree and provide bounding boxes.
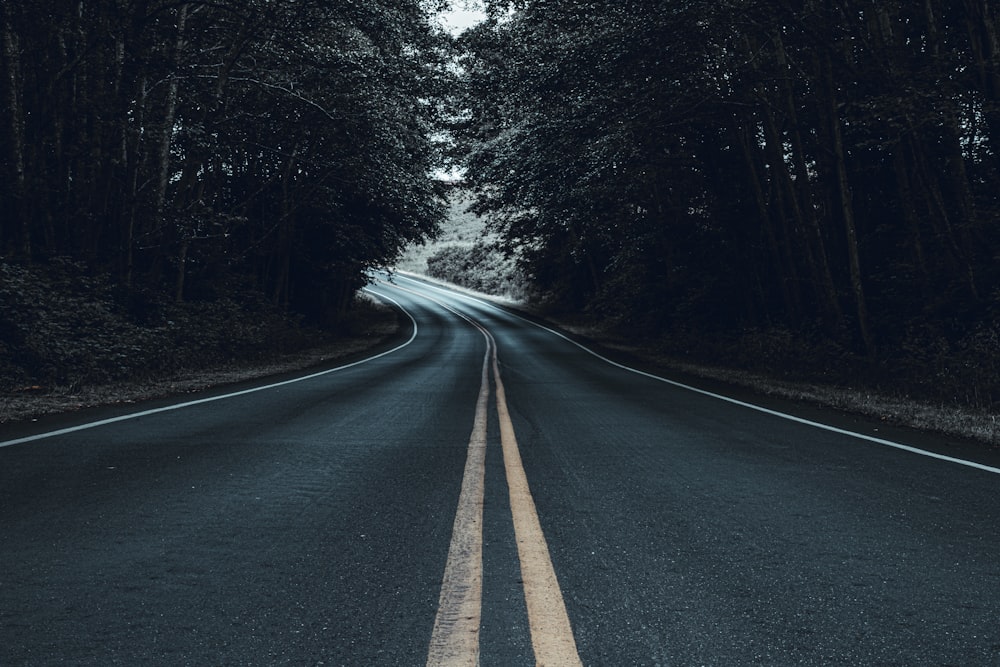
[0,0,450,326]
[457,0,1000,358]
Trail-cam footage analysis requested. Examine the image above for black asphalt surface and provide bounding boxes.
[2,275,1000,665]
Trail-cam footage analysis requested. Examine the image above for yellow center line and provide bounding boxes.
[491,343,583,667]
[426,338,491,667]
[386,280,581,666]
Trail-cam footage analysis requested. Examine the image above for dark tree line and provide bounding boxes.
[456,0,1000,365]
[1,0,449,325]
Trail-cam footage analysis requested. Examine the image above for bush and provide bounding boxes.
[425,244,527,299]
[0,259,332,392]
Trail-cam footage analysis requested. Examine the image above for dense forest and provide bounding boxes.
[455,0,1000,406]
[1,0,448,323]
[3,0,1000,411]
[0,0,453,391]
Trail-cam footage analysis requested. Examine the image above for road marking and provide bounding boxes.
[0,289,416,449]
[389,280,583,666]
[393,273,1000,477]
[426,335,490,666]
[491,346,583,666]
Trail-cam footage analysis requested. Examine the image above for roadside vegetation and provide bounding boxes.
[0,2,446,329]
[3,1,999,447]
[401,184,1000,447]
[0,1,442,421]
[451,1,1000,434]
[0,258,398,423]
[397,187,529,300]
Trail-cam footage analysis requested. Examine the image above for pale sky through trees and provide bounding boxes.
[439,1,486,35]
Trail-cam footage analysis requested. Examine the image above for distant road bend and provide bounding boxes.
[2,274,1000,665]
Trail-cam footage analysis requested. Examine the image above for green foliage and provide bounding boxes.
[455,0,1000,407]
[425,243,527,298]
[0,0,452,325]
[0,259,331,392]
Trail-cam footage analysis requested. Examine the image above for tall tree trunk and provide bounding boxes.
[174,238,188,303]
[774,32,843,329]
[923,0,980,299]
[124,73,146,288]
[822,51,875,356]
[964,0,1000,172]
[124,3,189,288]
[155,4,187,212]
[272,148,299,307]
[892,143,931,288]
[1,7,30,258]
[907,132,980,300]
[736,117,800,321]
[759,110,805,322]
[740,33,808,323]
[940,123,981,300]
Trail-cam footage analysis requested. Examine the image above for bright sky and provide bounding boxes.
[438,2,487,35]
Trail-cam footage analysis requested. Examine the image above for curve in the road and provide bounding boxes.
[394,273,1000,477]
[385,277,582,666]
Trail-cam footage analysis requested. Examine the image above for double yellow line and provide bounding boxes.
[412,295,581,666]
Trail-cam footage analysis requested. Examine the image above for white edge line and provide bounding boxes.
[0,288,416,449]
[393,274,1000,476]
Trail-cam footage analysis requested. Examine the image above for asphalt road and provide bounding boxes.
[2,274,1000,666]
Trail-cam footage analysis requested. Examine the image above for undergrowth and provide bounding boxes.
[639,323,1000,413]
[0,258,358,393]
[425,244,528,301]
